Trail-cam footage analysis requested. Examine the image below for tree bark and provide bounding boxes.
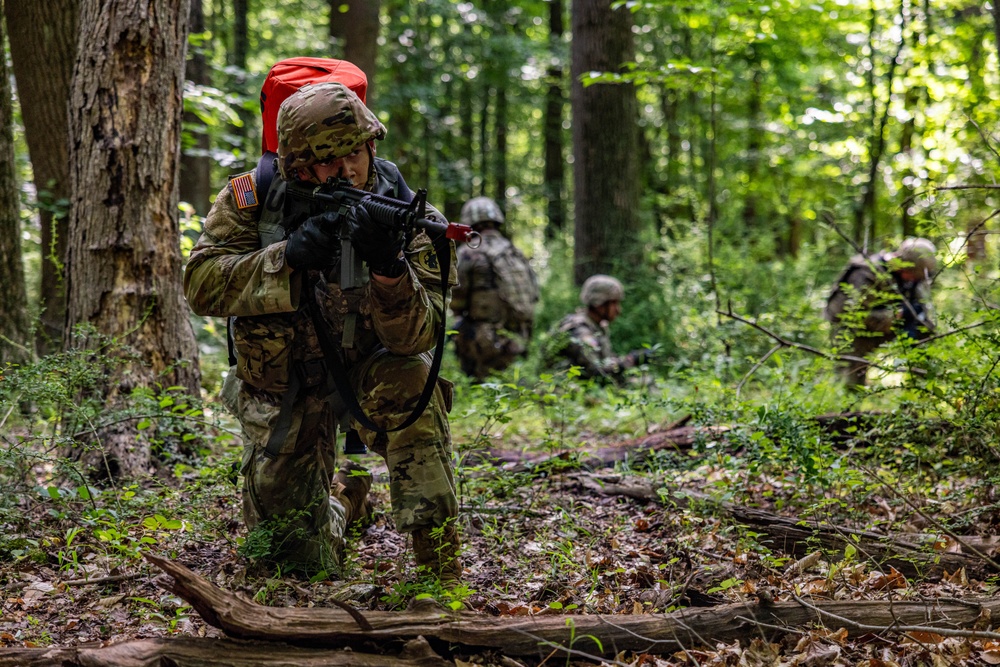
[328,0,381,106]
[0,636,452,667]
[180,0,213,217]
[0,7,30,366]
[147,553,1000,657]
[66,0,200,476]
[543,0,566,238]
[570,0,641,284]
[4,0,78,356]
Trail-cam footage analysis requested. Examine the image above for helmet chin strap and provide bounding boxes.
[363,142,377,190]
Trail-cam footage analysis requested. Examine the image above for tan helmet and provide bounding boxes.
[276,82,387,180]
[580,274,624,308]
[892,237,937,275]
[460,197,505,227]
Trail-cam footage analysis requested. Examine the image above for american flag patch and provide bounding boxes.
[229,172,258,210]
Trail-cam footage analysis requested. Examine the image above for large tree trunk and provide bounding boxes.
[65,0,200,476]
[0,6,30,366]
[179,0,213,217]
[542,0,566,239]
[4,0,78,357]
[328,0,381,105]
[571,0,641,283]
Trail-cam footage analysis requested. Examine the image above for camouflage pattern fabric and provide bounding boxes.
[541,310,637,382]
[276,82,387,181]
[451,229,535,380]
[184,161,459,576]
[824,252,933,387]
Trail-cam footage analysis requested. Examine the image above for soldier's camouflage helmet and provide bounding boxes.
[460,197,505,227]
[276,82,387,180]
[892,237,937,275]
[580,274,625,308]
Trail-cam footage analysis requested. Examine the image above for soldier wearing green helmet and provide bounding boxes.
[450,196,540,381]
[824,237,937,388]
[541,274,650,383]
[183,81,462,584]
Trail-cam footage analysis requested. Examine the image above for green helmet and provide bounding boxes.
[276,82,387,180]
[580,274,624,308]
[460,197,505,227]
[892,237,937,275]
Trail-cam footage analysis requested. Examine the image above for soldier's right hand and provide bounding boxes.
[284,212,340,271]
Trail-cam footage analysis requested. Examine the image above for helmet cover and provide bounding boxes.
[276,82,386,180]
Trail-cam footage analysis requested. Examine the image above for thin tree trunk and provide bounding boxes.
[854,1,905,245]
[328,0,381,105]
[542,0,566,238]
[5,0,78,356]
[494,84,508,219]
[66,0,200,477]
[180,0,212,216]
[0,6,30,365]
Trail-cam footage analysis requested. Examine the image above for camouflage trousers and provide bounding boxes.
[224,350,457,575]
[453,320,528,381]
[832,328,893,389]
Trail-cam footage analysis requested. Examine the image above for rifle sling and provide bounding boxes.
[310,233,451,438]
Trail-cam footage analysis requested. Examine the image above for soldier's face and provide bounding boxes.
[597,300,622,323]
[297,144,370,187]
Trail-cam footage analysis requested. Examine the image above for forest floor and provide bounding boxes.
[1,406,999,666]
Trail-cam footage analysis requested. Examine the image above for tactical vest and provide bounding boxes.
[227,156,411,393]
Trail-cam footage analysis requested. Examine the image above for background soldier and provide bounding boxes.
[450,197,540,381]
[184,82,462,584]
[824,237,937,388]
[542,274,649,383]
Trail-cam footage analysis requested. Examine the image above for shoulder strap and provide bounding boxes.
[308,233,452,441]
[255,152,279,210]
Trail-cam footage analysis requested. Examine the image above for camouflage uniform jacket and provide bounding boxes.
[544,310,636,381]
[183,157,458,395]
[824,252,932,337]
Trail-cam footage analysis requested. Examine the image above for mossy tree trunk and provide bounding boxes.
[5,0,78,357]
[65,0,200,477]
[0,4,30,366]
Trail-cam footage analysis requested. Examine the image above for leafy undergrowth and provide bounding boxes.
[2,433,1000,664]
[2,359,1000,665]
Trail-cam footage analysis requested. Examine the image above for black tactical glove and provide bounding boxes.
[284,211,340,271]
[347,205,406,276]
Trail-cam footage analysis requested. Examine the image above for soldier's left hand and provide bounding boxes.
[347,205,405,274]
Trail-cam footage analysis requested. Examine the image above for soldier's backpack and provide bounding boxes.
[259,57,368,154]
[484,241,540,324]
[250,58,371,228]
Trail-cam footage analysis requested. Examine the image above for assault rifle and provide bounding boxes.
[283,178,475,454]
[285,178,475,268]
[900,301,933,340]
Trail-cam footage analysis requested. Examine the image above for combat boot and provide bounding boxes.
[412,522,463,588]
[331,460,374,526]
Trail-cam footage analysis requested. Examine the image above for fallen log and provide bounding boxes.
[146,553,1000,659]
[0,636,451,667]
[572,474,994,581]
